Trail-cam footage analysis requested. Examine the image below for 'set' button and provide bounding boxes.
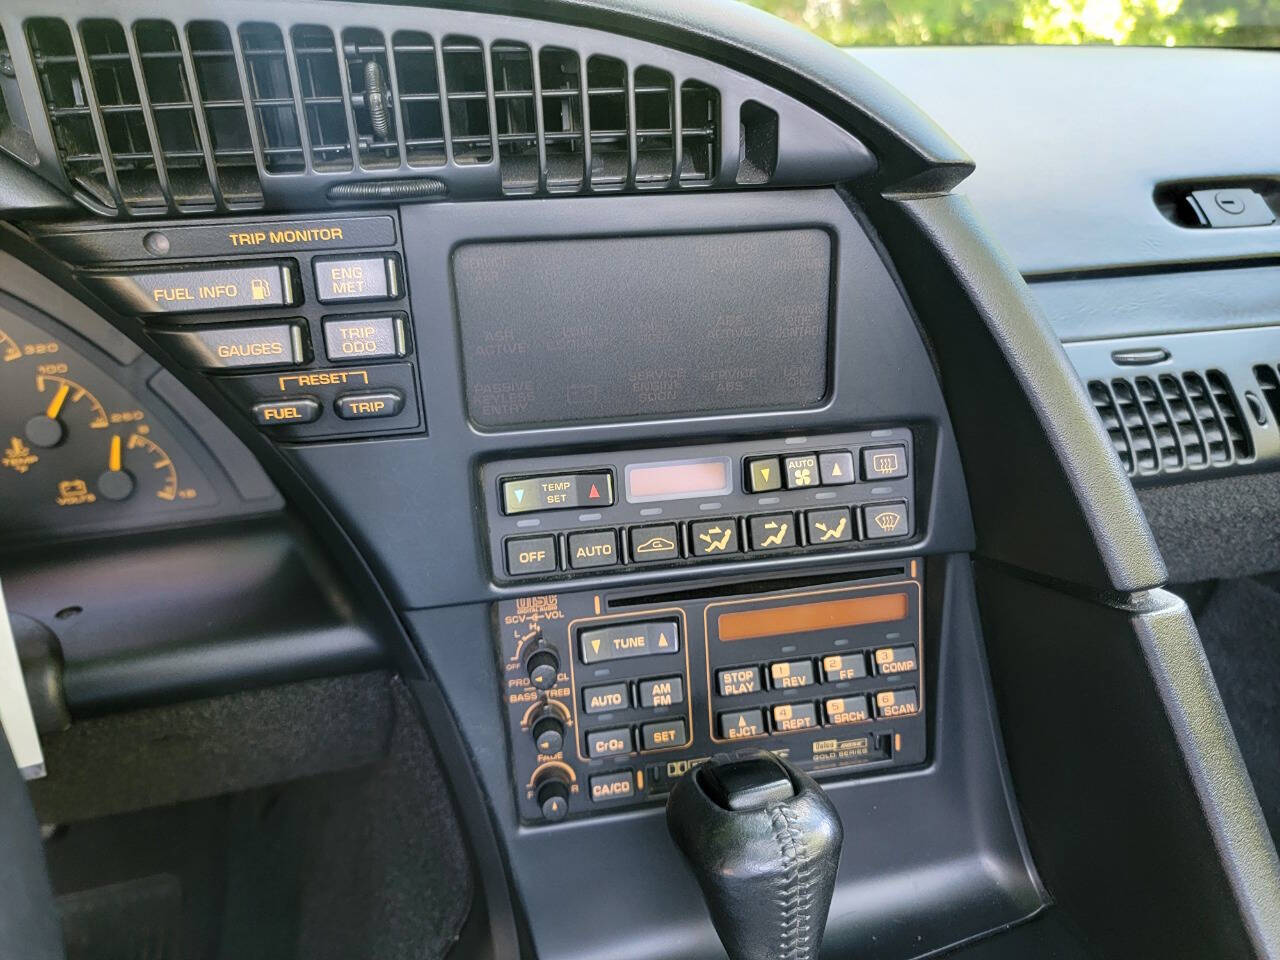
[640,719,686,751]
[335,390,404,420]
[874,688,920,719]
[504,535,557,577]
[589,770,634,802]
[567,529,619,569]
[322,314,407,362]
[151,322,307,370]
[252,398,320,426]
[313,254,401,303]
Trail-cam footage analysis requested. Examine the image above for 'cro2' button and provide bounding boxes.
[334,390,404,420]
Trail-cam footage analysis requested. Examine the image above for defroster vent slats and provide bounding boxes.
[1088,370,1252,479]
[24,17,729,215]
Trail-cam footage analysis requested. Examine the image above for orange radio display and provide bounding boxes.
[717,592,910,642]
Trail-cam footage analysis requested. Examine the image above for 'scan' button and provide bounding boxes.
[334,390,404,420]
[313,254,401,303]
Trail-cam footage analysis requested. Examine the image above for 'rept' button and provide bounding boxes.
[504,535,557,576]
[334,390,404,420]
[150,322,307,370]
[322,315,407,362]
[313,254,400,303]
[640,719,686,751]
[90,261,297,314]
[771,702,818,733]
[252,398,320,426]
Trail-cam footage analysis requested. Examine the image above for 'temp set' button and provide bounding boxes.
[252,398,320,426]
[334,390,404,420]
[502,472,613,515]
[312,254,400,303]
[322,315,407,362]
[92,261,297,314]
[151,322,307,370]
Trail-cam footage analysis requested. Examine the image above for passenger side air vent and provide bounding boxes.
[20,15,733,215]
[1253,364,1280,424]
[1087,371,1252,479]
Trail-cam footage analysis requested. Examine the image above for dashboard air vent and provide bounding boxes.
[1088,371,1252,479]
[21,16,727,214]
[1256,364,1280,424]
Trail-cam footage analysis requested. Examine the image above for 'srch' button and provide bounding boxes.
[93,261,296,314]
[334,390,404,420]
[150,322,307,370]
[313,254,401,303]
[579,621,680,664]
[502,472,613,515]
[252,398,320,426]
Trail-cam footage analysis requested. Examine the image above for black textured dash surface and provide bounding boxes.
[1191,577,1280,842]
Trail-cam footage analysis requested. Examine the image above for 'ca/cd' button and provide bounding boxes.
[334,390,404,420]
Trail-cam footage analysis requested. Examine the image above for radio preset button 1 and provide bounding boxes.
[746,456,783,493]
[769,659,815,690]
[717,667,761,697]
[638,676,684,708]
[862,502,909,540]
[583,682,630,714]
[783,453,820,489]
[589,770,634,802]
[875,646,919,675]
[629,524,681,563]
[824,696,871,725]
[862,445,908,480]
[821,653,867,682]
[502,472,613,515]
[322,315,406,362]
[252,398,320,425]
[152,322,307,370]
[875,688,920,719]
[504,535,557,576]
[818,450,855,485]
[805,508,854,545]
[690,519,738,557]
[748,513,796,551]
[579,621,680,664]
[568,529,619,569]
[335,390,404,420]
[772,702,818,733]
[719,709,766,740]
[313,254,400,303]
[640,719,686,751]
[586,727,632,758]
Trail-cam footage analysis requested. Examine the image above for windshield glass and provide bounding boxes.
[743,0,1279,47]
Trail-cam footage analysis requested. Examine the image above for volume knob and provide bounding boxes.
[531,708,566,755]
[524,644,560,691]
[536,775,571,822]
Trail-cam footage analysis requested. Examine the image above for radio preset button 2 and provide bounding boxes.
[821,653,867,682]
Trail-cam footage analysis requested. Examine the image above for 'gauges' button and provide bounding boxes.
[567,529,619,570]
[322,315,407,362]
[334,390,404,420]
[504,535,557,577]
[150,322,308,370]
[312,254,401,303]
[90,261,297,314]
[252,398,321,426]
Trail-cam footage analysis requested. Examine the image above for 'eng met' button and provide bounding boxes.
[313,254,401,303]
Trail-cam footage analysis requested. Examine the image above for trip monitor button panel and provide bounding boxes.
[497,564,925,824]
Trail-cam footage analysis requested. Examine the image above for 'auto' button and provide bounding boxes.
[334,390,404,420]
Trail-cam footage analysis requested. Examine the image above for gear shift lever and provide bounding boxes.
[667,751,843,960]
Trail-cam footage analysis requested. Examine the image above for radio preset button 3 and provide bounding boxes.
[875,646,919,675]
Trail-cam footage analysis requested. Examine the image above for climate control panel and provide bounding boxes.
[498,562,926,823]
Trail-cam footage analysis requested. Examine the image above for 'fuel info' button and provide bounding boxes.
[91,262,297,314]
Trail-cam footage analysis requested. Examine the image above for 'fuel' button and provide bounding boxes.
[334,390,404,420]
[252,398,320,426]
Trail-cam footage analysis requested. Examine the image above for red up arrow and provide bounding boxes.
[588,483,600,499]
